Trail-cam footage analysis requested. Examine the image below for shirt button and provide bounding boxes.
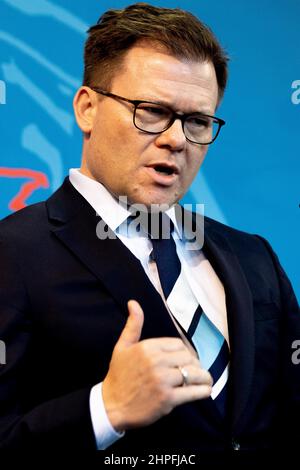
[232,439,241,451]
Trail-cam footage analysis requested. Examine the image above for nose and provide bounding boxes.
[154,118,186,151]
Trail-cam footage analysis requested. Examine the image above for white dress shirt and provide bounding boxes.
[69,168,228,450]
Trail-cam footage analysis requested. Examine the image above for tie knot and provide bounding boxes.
[127,211,174,240]
[147,212,174,240]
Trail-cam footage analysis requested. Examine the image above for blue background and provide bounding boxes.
[0,0,299,299]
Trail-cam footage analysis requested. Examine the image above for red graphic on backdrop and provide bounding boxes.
[0,167,49,211]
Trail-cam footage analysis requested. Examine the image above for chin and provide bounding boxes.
[127,186,181,208]
[145,198,178,210]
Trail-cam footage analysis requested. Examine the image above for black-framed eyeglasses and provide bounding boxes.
[90,87,225,145]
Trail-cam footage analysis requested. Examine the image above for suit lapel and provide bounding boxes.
[46,178,180,341]
[203,218,255,433]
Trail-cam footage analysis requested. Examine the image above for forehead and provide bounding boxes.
[111,44,219,111]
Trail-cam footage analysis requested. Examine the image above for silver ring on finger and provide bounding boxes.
[178,366,189,386]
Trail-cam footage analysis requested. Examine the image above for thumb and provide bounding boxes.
[116,300,144,349]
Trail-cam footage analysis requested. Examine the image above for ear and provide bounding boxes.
[73,86,98,133]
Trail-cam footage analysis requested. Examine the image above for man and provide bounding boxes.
[0,2,299,460]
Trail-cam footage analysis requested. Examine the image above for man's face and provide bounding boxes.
[80,44,219,207]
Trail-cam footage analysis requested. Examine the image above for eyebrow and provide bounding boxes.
[137,96,213,115]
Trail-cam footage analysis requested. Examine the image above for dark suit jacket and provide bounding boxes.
[0,177,299,459]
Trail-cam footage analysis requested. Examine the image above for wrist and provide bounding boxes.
[102,379,126,433]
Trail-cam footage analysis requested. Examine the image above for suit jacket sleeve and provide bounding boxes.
[0,233,97,450]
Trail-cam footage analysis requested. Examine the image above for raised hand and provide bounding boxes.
[102,300,213,431]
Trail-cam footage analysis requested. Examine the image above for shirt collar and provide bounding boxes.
[69,169,130,231]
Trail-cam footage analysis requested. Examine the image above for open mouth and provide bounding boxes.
[154,165,175,176]
[149,163,179,177]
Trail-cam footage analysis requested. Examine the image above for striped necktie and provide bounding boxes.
[149,213,230,417]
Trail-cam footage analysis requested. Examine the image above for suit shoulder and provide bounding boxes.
[204,215,270,254]
[0,202,48,241]
[204,215,252,237]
